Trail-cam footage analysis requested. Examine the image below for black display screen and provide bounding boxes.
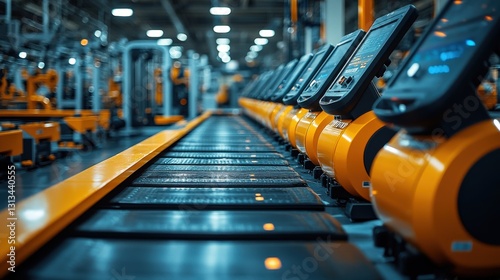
[328,20,397,93]
[393,0,497,91]
[289,52,326,93]
[303,42,352,93]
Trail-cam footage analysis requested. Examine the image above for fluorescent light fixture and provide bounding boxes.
[222,56,231,63]
[19,51,27,59]
[259,29,275,37]
[147,30,164,38]
[157,38,173,46]
[68,58,76,65]
[226,60,238,71]
[217,44,230,52]
[213,25,231,33]
[112,8,133,17]
[247,51,258,59]
[177,33,187,41]
[170,46,183,59]
[218,52,229,59]
[216,38,230,45]
[210,7,231,15]
[38,62,45,69]
[94,30,102,37]
[254,38,268,45]
[250,45,263,52]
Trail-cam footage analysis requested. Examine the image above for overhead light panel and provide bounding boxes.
[147,30,164,38]
[259,29,275,37]
[112,8,133,17]
[254,38,268,45]
[216,38,230,45]
[177,33,187,41]
[250,45,263,52]
[157,38,173,46]
[210,7,231,15]
[218,52,229,59]
[170,46,183,59]
[213,25,231,33]
[19,51,27,59]
[217,44,230,52]
[247,51,258,59]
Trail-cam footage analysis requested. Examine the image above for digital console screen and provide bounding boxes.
[395,0,497,90]
[328,20,397,92]
[302,42,352,94]
[290,53,325,92]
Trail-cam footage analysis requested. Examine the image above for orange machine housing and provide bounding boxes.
[317,111,393,201]
[371,119,500,276]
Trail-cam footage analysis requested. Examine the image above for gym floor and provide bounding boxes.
[3,118,409,279]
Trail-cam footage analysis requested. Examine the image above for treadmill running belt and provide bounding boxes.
[160,152,284,159]
[22,239,381,280]
[177,137,265,142]
[110,187,325,210]
[145,165,295,172]
[76,210,346,240]
[169,145,274,152]
[154,158,289,166]
[132,175,306,187]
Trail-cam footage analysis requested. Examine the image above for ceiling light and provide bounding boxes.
[19,51,27,59]
[170,46,183,59]
[38,62,45,69]
[177,33,187,41]
[218,52,229,59]
[217,44,230,52]
[80,38,89,46]
[210,7,231,15]
[250,45,263,52]
[216,38,230,45]
[68,58,76,65]
[254,38,268,45]
[147,30,164,38]
[157,38,173,46]
[213,25,231,33]
[247,51,258,58]
[94,30,102,37]
[112,8,133,17]
[245,56,254,62]
[222,56,231,63]
[259,29,275,37]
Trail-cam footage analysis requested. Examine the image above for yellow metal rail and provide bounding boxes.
[0,111,212,276]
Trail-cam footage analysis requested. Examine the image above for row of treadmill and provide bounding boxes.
[12,1,500,279]
[240,0,500,278]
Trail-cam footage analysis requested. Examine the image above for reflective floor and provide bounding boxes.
[1,126,167,209]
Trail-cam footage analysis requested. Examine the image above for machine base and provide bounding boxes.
[373,225,447,278]
[345,199,377,221]
[327,179,377,221]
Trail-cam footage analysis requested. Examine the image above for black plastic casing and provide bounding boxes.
[281,44,335,105]
[297,30,366,111]
[373,0,500,136]
[319,5,418,118]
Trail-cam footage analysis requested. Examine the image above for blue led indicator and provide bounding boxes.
[465,39,476,46]
[428,65,450,74]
